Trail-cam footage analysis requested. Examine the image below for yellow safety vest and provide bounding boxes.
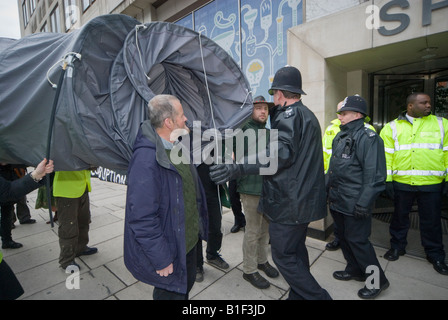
[53,170,92,198]
[323,119,376,173]
[380,113,448,186]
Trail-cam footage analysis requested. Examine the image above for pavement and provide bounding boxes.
[3,177,448,301]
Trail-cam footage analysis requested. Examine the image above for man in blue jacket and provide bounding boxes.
[124,94,208,300]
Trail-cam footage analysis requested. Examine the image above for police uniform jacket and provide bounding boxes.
[327,118,386,216]
[258,100,327,225]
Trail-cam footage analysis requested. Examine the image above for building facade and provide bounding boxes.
[18,0,448,238]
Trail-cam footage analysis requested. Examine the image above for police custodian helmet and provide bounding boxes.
[337,95,368,116]
[268,66,307,96]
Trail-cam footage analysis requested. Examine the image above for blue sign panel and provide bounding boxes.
[194,0,241,66]
[241,0,303,100]
[175,0,303,103]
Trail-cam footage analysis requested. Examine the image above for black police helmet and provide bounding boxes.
[337,95,368,116]
[268,66,306,96]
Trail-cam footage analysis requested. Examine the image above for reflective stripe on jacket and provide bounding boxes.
[379,112,448,186]
[323,119,375,173]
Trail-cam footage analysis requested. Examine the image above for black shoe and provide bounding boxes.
[77,246,98,257]
[196,267,204,282]
[384,248,406,261]
[358,281,390,299]
[426,257,448,276]
[207,255,229,269]
[258,262,279,278]
[2,240,23,249]
[333,271,365,282]
[20,219,36,225]
[230,224,245,233]
[243,272,270,289]
[325,240,340,251]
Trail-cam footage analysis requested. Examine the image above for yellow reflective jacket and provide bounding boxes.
[53,170,91,198]
[379,112,448,186]
[323,119,376,173]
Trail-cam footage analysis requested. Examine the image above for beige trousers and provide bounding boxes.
[241,194,270,274]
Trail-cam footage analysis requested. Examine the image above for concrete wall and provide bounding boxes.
[288,0,448,129]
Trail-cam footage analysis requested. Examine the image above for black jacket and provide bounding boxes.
[258,100,327,225]
[0,174,42,204]
[327,118,386,215]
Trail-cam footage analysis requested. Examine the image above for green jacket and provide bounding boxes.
[233,119,269,196]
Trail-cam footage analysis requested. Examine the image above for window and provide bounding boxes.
[64,0,78,31]
[22,0,29,27]
[41,22,49,33]
[82,0,95,12]
[50,5,61,33]
[30,0,37,14]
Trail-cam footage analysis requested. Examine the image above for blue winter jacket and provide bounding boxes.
[124,121,208,294]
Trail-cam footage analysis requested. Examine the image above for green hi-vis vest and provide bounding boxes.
[380,113,448,186]
[53,170,92,198]
[322,119,376,173]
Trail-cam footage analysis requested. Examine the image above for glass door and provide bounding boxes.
[435,76,448,118]
[371,75,426,130]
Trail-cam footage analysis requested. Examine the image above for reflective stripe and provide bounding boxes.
[385,147,395,154]
[323,147,332,155]
[390,118,445,152]
[389,120,400,152]
[437,116,445,148]
[393,170,446,177]
[397,143,443,151]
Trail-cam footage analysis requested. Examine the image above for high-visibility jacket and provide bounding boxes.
[379,112,448,186]
[53,170,91,198]
[323,118,375,172]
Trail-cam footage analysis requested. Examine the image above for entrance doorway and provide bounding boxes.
[371,61,448,130]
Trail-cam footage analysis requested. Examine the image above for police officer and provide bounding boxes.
[327,95,389,299]
[323,101,376,251]
[210,66,331,300]
[380,92,448,275]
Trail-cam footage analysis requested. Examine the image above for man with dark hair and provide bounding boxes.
[235,95,279,289]
[380,92,448,276]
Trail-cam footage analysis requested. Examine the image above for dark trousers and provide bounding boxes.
[229,180,245,225]
[390,189,445,261]
[0,203,15,243]
[331,210,387,285]
[153,244,197,300]
[14,196,31,223]
[269,222,332,300]
[0,259,24,300]
[197,164,222,260]
[56,190,91,268]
